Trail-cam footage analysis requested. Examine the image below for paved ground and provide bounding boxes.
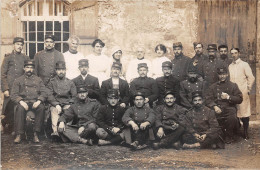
[1,122,260,169]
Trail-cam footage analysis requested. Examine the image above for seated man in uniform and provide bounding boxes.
[47,61,77,138]
[96,89,126,145]
[153,91,186,150]
[72,59,100,100]
[130,63,159,108]
[182,91,224,149]
[100,62,129,107]
[57,86,100,145]
[11,60,48,143]
[122,92,156,150]
[205,67,243,144]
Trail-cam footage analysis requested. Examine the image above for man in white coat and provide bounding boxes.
[229,48,255,139]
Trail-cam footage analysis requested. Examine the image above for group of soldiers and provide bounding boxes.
[1,34,255,150]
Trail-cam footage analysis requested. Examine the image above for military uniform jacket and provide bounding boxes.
[154,104,187,129]
[156,75,180,105]
[97,104,126,133]
[180,79,208,108]
[34,48,64,85]
[122,106,156,125]
[100,78,130,105]
[190,54,207,77]
[58,98,100,127]
[202,58,227,86]
[1,51,29,92]
[205,80,243,109]
[171,54,191,81]
[130,77,159,105]
[182,106,220,135]
[72,74,100,99]
[47,76,77,106]
[11,74,47,104]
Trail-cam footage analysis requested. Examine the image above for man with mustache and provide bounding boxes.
[153,91,186,150]
[11,60,48,143]
[156,61,180,105]
[202,44,227,86]
[96,89,126,145]
[34,34,64,86]
[171,42,191,82]
[47,61,77,138]
[182,91,224,149]
[122,91,156,150]
[179,65,208,109]
[1,37,29,134]
[205,67,243,144]
[57,86,100,145]
[130,63,159,108]
[100,62,129,107]
[72,59,100,100]
[218,45,232,67]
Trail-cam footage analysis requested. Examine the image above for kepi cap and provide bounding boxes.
[162,61,172,69]
[112,62,122,69]
[79,59,89,67]
[24,59,35,67]
[192,91,203,100]
[207,44,217,51]
[55,61,66,69]
[45,34,55,41]
[173,42,183,48]
[217,67,228,74]
[137,63,148,69]
[13,37,24,44]
[107,89,119,99]
[77,85,88,93]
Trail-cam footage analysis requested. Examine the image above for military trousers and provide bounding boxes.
[96,128,124,144]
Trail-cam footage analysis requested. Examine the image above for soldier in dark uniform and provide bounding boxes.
[11,60,48,143]
[218,45,232,67]
[34,34,64,85]
[122,92,156,150]
[152,91,186,150]
[182,91,224,149]
[100,62,129,107]
[57,86,100,145]
[72,59,100,100]
[205,67,243,144]
[202,44,227,86]
[189,42,207,78]
[130,63,159,108]
[96,89,126,145]
[156,61,180,105]
[180,65,208,109]
[1,37,29,133]
[47,61,77,137]
[171,42,191,82]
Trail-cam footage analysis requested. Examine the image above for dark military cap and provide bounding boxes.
[112,62,122,69]
[107,89,119,99]
[133,91,145,99]
[164,91,176,98]
[24,59,35,67]
[162,61,172,69]
[55,61,66,69]
[207,44,217,51]
[217,67,228,74]
[187,65,198,73]
[137,63,148,69]
[173,42,183,48]
[45,34,55,41]
[192,91,203,100]
[78,59,89,67]
[77,85,88,93]
[13,37,24,44]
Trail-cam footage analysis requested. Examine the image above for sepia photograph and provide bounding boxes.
[1,0,260,169]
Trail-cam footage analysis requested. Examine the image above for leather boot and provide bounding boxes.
[14,134,21,144]
[33,132,40,143]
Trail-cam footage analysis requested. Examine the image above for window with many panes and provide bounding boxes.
[21,0,70,58]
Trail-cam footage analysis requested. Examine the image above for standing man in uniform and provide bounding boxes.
[96,89,126,145]
[229,48,255,139]
[1,37,29,133]
[72,59,100,100]
[202,44,226,86]
[130,63,159,108]
[11,60,48,143]
[171,42,191,82]
[100,62,129,107]
[156,61,180,105]
[205,67,243,144]
[34,34,64,85]
[153,91,186,149]
[218,45,232,67]
[47,61,77,137]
